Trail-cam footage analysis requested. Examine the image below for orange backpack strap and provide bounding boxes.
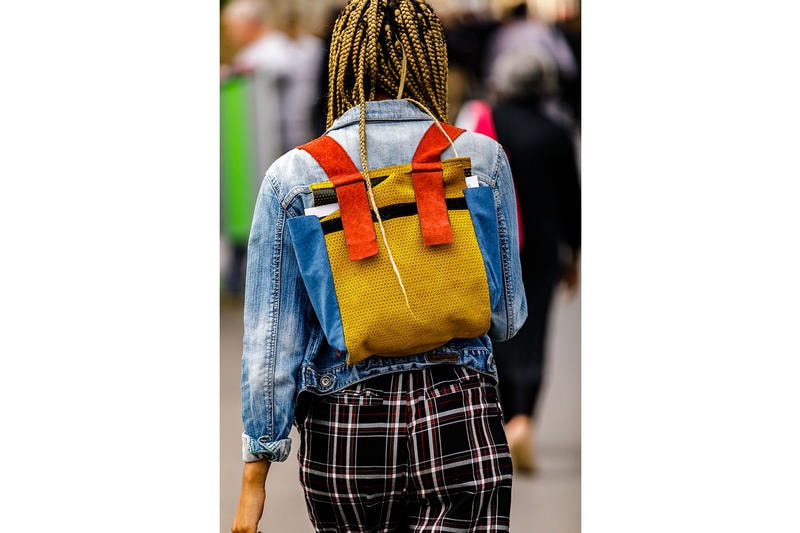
[411,123,466,246]
[299,136,378,261]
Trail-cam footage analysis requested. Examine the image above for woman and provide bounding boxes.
[231,1,526,531]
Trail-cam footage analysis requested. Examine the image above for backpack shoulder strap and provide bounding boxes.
[298,136,378,261]
[411,123,466,246]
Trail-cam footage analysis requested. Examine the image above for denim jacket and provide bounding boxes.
[241,99,527,462]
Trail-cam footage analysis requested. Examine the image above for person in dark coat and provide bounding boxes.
[458,45,581,473]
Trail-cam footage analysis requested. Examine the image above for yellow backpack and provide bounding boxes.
[287,122,502,365]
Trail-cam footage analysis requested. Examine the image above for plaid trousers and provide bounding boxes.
[297,365,513,532]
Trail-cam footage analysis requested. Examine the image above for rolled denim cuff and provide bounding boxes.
[241,433,292,463]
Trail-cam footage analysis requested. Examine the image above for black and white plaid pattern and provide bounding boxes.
[297,365,512,532]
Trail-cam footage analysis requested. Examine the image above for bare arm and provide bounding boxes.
[231,460,271,533]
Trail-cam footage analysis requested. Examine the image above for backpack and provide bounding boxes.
[287,122,503,365]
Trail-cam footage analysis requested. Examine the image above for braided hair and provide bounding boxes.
[325,0,450,307]
[327,0,449,171]
[327,0,449,127]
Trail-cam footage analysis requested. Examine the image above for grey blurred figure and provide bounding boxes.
[221,0,324,293]
[484,0,578,128]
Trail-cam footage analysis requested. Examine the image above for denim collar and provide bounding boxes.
[327,99,434,132]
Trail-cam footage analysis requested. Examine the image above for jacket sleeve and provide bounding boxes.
[240,168,316,462]
[488,144,528,341]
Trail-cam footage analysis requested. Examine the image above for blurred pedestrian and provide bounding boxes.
[221,0,323,154]
[221,0,283,77]
[484,0,578,128]
[220,0,324,294]
[458,44,581,474]
[441,4,500,120]
[555,6,581,125]
[231,1,527,531]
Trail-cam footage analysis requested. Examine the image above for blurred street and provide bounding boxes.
[220,286,580,532]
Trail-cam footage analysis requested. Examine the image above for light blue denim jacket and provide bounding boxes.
[241,99,527,462]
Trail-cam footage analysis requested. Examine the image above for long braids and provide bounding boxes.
[326,0,449,128]
[326,0,450,198]
[325,0,450,308]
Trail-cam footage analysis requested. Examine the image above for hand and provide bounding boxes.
[231,461,270,533]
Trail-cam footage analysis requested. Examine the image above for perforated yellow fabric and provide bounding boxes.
[317,157,491,364]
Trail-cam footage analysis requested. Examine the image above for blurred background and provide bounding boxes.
[219,0,581,531]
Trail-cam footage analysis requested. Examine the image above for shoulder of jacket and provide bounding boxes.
[455,129,504,154]
[262,146,329,199]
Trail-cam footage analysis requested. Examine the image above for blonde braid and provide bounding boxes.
[342,9,364,120]
[323,0,452,307]
[383,42,405,98]
[326,13,344,127]
[327,0,448,126]
[356,0,375,175]
[398,1,427,98]
[418,4,448,119]
[327,1,367,127]
[329,10,347,125]
[430,2,449,118]
[366,1,380,101]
